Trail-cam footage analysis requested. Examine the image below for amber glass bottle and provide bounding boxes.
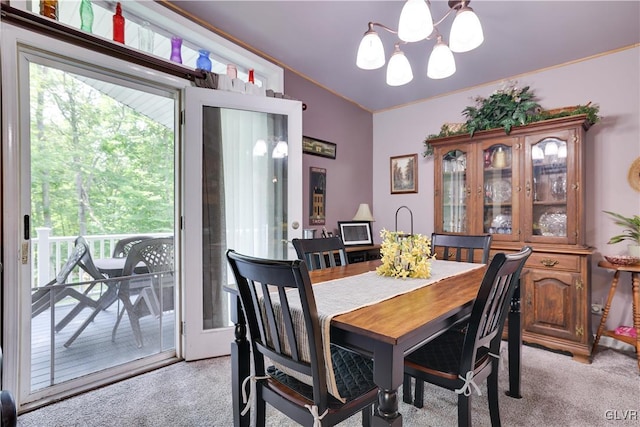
[39,0,58,20]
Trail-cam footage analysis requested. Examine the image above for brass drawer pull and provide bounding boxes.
[540,258,559,267]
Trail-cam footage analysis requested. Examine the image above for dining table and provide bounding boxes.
[226,259,524,427]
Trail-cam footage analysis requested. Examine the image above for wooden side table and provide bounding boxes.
[592,261,640,372]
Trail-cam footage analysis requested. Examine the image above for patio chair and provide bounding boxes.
[111,235,153,258]
[31,236,108,333]
[403,247,532,426]
[226,249,377,426]
[112,237,175,347]
[292,236,348,270]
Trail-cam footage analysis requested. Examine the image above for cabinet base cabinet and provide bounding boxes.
[521,252,593,363]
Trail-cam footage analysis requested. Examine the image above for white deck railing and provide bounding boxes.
[33,227,167,287]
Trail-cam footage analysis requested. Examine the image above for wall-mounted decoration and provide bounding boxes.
[309,167,326,225]
[303,136,337,159]
[628,157,640,192]
[390,154,418,194]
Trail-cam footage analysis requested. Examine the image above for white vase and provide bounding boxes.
[628,244,640,258]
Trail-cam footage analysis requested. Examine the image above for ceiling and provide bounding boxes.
[168,1,640,112]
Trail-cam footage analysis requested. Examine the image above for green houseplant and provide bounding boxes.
[603,211,640,257]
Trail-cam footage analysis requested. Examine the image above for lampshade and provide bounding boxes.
[427,36,456,79]
[532,145,544,160]
[544,141,558,156]
[252,139,267,156]
[356,29,385,70]
[386,45,413,86]
[557,144,567,159]
[398,0,433,43]
[449,6,484,53]
[353,203,375,221]
[272,140,288,158]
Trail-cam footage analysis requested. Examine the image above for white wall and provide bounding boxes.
[373,46,640,341]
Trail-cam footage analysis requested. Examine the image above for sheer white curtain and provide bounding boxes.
[221,109,287,259]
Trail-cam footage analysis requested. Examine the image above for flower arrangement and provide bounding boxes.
[376,229,434,279]
[422,81,600,157]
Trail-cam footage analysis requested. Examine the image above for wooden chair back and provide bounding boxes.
[431,233,492,264]
[292,236,348,270]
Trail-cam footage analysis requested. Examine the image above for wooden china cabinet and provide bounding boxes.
[431,115,594,362]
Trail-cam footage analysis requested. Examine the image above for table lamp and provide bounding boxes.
[352,203,375,222]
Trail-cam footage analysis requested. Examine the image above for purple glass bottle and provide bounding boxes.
[170,36,182,64]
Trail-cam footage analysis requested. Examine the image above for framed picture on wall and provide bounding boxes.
[390,154,418,194]
[303,136,337,159]
[309,167,326,225]
[337,221,373,246]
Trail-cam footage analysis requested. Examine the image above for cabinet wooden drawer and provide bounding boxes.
[526,252,580,272]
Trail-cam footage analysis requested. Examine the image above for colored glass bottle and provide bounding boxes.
[170,37,183,64]
[196,50,212,71]
[39,0,58,20]
[113,2,125,44]
[80,0,94,33]
[248,69,255,84]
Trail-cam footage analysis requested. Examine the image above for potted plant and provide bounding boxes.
[603,211,640,257]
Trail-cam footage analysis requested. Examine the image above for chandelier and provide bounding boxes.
[356,0,483,86]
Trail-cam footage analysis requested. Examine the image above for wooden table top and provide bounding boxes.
[309,260,486,346]
[597,260,640,273]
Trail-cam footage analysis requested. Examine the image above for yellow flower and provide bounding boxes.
[376,229,434,279]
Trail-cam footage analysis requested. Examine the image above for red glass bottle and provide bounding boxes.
[113,2,125,43]
[248,69,255,84]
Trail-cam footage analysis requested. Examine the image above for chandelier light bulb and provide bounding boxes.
[544,140,559,156]
[386,45,413,86]
[356,29,386,70]
[532,145,544,160]
[427,36,456,79]
[398,0,433,43]
[272,140,288,158]
[557,144,567,159]
[449,6,484,53]
[253,139,267,156]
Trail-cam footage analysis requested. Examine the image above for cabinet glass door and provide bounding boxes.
[441,149,468,233]
[482,140,517,240]
[527,135,573,243]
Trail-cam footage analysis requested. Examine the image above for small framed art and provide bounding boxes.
[303,136,337,159]
[390,154,418,194]
[337,221,373,246]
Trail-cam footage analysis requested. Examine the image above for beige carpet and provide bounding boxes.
[17,344,639,426]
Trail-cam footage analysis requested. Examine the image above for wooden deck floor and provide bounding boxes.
[31,300,175,391]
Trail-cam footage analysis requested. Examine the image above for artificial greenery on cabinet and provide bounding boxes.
[423,81,600,157]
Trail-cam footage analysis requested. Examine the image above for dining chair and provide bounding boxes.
[226,249,378,427]
[112,237,174,347]
[0,346,17,427]
[292,236,348,270]
[31,236,108,331]
[403,246,532,426]
[402,233,493,403]
[431,233,492,264]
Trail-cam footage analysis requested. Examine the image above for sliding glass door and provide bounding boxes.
[183,88,302,360]
[15,46,179,406]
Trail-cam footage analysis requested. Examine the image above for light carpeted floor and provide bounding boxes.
[17,344,639,426]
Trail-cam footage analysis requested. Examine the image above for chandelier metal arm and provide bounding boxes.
[368,21,397,35]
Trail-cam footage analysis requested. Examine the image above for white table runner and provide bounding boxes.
[271,260,484,402]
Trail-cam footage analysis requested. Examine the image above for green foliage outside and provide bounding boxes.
[30,64,174,238]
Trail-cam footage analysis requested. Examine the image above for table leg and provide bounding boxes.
[372,344,403,427]
[505,281,522,398]
[230,295,250,427]
[592,270,620,353]
[631,272,640,372]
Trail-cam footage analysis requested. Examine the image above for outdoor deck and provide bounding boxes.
[31,301,175,391]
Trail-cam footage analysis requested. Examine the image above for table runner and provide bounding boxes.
[270,260,484,402]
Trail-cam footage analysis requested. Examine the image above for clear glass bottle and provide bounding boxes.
[138,21,154,53]
[39,0,58,20]
[80,0,94,33]
[113,2,125,43]
[196,50,212,71]
[170,37,183,64]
